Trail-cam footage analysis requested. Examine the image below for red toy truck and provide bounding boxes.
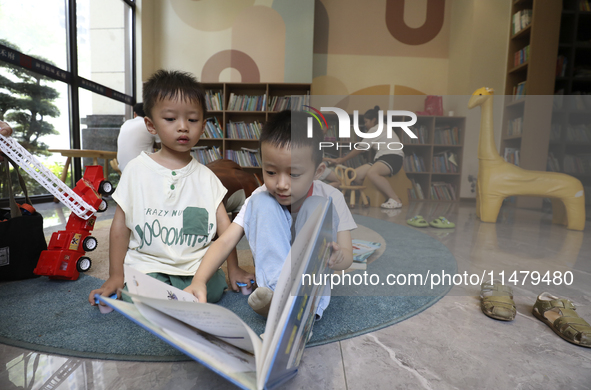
[34,166,114,280]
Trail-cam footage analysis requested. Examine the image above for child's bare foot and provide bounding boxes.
[248,286,273,317]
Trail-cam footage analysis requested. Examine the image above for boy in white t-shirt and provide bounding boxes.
[185,110,356,318]
[89,70,253,305]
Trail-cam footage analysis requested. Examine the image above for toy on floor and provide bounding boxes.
[468,87,585,231]
[0,133,114,280]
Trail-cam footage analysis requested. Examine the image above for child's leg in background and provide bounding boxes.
[292,196,340,319]
[243,192,292,291]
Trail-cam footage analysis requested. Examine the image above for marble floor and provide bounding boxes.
[1,200,590,389]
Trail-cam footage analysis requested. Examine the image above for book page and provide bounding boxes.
[100,297,258,390]
[129,293,262,354]
[124,265,197,302]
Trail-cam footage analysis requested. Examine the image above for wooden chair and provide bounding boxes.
[362,168,413,206]
[335,165,369,208]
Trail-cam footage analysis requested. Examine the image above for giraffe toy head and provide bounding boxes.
[468,87,494,109]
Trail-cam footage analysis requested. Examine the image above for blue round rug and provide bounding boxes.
[0,215,456,361]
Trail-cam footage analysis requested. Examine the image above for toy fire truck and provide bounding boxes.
[0,134,114,280]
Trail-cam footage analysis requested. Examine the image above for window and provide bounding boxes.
[0,0,135,199]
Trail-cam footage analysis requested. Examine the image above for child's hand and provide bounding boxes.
[88,276,124,305]
[228,266,255,293]
[184,281,207,303]
[328,242,345,269]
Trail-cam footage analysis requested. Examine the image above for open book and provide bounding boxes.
[97,199,334,390]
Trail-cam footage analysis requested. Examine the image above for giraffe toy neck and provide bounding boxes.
[478,96,503,161]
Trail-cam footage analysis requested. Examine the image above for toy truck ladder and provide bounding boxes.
[0,134,96,219]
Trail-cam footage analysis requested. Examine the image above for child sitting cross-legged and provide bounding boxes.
[89,70,253,306]
[185,110,357,318]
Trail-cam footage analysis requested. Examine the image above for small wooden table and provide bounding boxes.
[49,149,118,201]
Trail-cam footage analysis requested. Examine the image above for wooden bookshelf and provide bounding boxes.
[323,115,465,202]
[550,0,591,213]
[196,82,310,171]
[501,0,562,208]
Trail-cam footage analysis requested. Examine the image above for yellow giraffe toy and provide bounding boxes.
[468,87,585,231]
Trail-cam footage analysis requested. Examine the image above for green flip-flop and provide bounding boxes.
[407,215,428,228]
[429,216,455,228]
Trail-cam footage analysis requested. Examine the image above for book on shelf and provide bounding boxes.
[507,117,523,137]
[503,148,520,166]
[547,152,560,172]
[432,150,458,174]
[228,93,267,111]
[430,181,457,201]
[513,81,526,100]
[192,145,222,165]
[563,154,591,175]
[514,45,530,67]
[403,153,426,173]
[556,55,567,78]
[341,150,368,169]
[550,124,561,143]
[401,125,428,144]
[205,90,224,111]
[323,125,338,142]
[433,126,460,145]
[408,179,425,200]
[97,200,335,390]
[580,0,591,12]
[565,124,591,143]
[268,95,310,112]
[225,148,262,168]
[203,117,223,139]
[512,9,531,35]
[227,121,262,140]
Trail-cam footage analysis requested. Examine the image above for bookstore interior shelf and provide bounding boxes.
[193,82,310,169]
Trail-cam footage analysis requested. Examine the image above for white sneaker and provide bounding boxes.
[381,198,402,209]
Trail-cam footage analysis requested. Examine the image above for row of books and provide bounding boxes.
[433,126,461,145]
[401,125,428,144]
[553,91,591,111]
[580,0,591,11]
[227,93,267,111]
[225,148,262,168]
[550,124,561,142]
[342,152,368,169]
[565,124,591,143]
[513,81,526,100]
[203,117,223,139]
[563,154,591,175]
[514,45,530,68]
[205,90,223,111]
[268,95,310,112]
[226,120,262,139]
[408,180,457,201]
[432,150,458,174]
[512,9,532,35]
[408,179,426,200]
[430,181,457,201]
[403,153,427,173]
[507,117,523,137]
[504,147,520,166]
[191,146,222,165]
[547,152,560,172]
[556,55,568,78]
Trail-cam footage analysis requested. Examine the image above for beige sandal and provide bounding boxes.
[480,281,516,321]
[532,292,591,348]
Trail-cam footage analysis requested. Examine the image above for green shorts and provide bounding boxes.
[122,268,227,303]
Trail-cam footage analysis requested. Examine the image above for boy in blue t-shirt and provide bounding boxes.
[185,110,356,318]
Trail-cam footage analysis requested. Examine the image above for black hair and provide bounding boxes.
[364,105,381,121]
[133,102,145,117]
[259,110,324,168]
[142,69,206,119]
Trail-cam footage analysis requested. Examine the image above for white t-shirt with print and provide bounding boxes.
[233,180,357,232]
[112,152,227,276]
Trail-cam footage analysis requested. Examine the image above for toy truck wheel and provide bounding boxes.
[83,236,98,252]
[77,257,92,272]
[98,180,114,196]
[97,199,108,212]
